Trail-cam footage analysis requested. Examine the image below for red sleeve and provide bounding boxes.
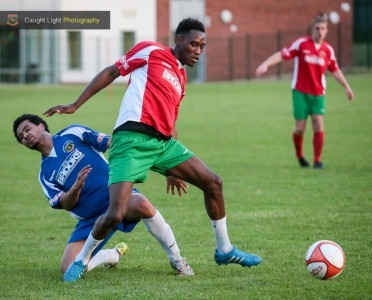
[281,46,297,61]
[115,42,151,76]
[326,44,339,73]
[281,37,308,61]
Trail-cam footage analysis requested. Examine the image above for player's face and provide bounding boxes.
[312,22,328,43]
[175,30,206,67]
[16,120,44,150]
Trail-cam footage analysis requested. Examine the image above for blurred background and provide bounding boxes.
[0,0,370,84]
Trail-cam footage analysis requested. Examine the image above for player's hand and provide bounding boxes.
[255,64,268,77]
[346,87,354,101]
[166,176,189,197]
[73,165,92,190]
[43,104,76,117]
[60,165,92,211]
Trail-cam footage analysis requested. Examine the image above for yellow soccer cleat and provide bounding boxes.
[115,242,129,256]
[104,242,129,268]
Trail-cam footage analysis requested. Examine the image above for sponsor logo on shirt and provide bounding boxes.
[63,140,74,153]
[304,54,325,66]
[162,68,181,96]
[56,149,84,185]
[119,55,130,70]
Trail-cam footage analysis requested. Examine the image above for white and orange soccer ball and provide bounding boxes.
[305,240,345,280]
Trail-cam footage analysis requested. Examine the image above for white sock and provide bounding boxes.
[142,210,181,262]
[211,217,233,254]
[75,233,104,265]
[87,249,119,271]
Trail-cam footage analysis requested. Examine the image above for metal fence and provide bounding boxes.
[0,25,370,84]
[200,24,359,82]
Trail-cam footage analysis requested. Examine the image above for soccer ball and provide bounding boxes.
[305,240,345,280]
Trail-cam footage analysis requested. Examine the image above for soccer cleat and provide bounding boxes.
[115,242,129,256]
[63,260,86,282]
[214,247,262,267]
[298,157,310,167]
[313,161,324,169]
[170,257,194,276]
[104,242,129,268]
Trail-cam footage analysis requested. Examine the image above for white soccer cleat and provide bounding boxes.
[170,257,194,276]
[104,242,129,268]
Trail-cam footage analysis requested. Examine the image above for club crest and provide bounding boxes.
[63,141,75,153]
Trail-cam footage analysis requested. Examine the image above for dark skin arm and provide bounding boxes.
[43,64,120,116]
[60,165,92,211]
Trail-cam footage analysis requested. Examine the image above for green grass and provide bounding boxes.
[0,74,371,299]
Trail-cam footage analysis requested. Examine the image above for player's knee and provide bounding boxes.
[104,211,124,227]
[294,129,305,136]
[206,173,223,194]
[134,195,155,219]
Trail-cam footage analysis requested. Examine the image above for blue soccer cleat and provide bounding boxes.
[63,260,87,282]
[214,247,262,267]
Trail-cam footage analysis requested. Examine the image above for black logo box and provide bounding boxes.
[0,11,110,29]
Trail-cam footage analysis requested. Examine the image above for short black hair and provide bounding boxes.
[13,114,49,143]
[175,18,205,35]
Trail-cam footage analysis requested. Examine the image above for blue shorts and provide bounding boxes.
[67,188,140,255]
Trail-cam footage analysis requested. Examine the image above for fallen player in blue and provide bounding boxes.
[13,114,194,281]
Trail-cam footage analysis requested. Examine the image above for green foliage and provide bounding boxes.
[1,75,371,299]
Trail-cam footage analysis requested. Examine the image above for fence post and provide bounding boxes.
[228,36,234,81]
[276,30,282,79]
[246,34,251,79]
[367,27,371,71]
[337,24,343,68]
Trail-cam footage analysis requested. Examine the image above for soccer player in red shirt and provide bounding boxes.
[256,14,354,169]
[44,18,262,282]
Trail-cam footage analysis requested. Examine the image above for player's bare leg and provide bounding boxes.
[166,156,262,267]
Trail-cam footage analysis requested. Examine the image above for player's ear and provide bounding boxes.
[38,123,45,131]
[174,35,182,46]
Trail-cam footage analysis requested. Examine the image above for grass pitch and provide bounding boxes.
[0,74,371,299]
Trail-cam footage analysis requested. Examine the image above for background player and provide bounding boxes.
[13,114,194,279]
[256,13,354,169]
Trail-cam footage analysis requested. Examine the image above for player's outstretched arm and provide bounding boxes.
[255,51,283,77]
[331,69,354,101]
[43,64,120,117]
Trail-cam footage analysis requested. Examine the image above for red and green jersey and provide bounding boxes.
[281,36,339,96]
[114,41,187,136]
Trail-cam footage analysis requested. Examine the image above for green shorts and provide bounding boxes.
[108,131,194,185]
[292,89,325,120]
